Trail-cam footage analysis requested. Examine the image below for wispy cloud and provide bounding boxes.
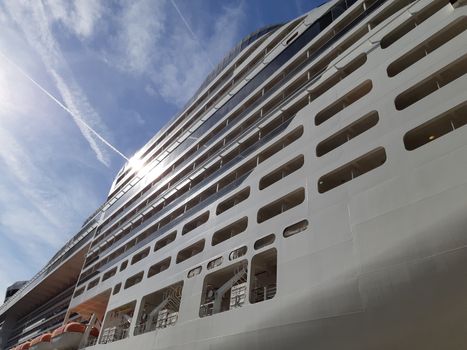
[3,0,112,166]
[151,1,246,105]
[168,0,215,69]
[0,127,64,236]
[46,0,104,39]
[97,0,246,106]
[110,0,166,75]
[0,122,103,294]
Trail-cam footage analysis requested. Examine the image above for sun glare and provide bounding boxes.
[128,156,144,172]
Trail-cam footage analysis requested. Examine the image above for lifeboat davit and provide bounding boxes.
[50,323,98,350]
[30,333,52,350]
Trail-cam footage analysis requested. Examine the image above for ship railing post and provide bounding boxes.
[79,313,97,349]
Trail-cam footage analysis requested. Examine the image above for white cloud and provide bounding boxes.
[51,71,111,166]
[46,0,104,39]
[0,126,78,243]
[3,0,112,166]
[151,2,246,105]
[98,0,246,106]
[0,122,103,294]
[113,0,166,74]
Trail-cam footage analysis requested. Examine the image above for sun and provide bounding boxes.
[128,155,145,172]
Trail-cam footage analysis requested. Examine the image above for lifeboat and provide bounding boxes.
[17,342,31,350]
[50,323,91,350]
[30,333,52,350]
[89,327,99,338]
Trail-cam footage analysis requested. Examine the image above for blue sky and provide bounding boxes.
[0,0,321,299]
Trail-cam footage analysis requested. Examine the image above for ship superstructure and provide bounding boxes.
[2,0,467,348]
[0,210,100,349]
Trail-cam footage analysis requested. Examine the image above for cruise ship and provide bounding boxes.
[1,0,467,348]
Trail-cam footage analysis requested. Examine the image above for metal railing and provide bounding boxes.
[251,284,277,303]
[99,326,129,344]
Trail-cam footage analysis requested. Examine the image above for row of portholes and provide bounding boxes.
[82,184,304,295]
[187,219,308,279]
[83,217,306,298]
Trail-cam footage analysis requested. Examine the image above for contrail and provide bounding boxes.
[169,0,215,69]
[0,50,129,161]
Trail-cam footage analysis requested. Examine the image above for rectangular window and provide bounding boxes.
[87,278,99,290]
[182,212,209,235]
[216,187,250,215]
[258,126,303,163]
[368,0,415,29]
[148,257,171,278]
[100,301,136,344]
[283,219,309,238]
[73,287,85,298]
[257,188,305,223]
[124,238,137,251]
[259,155,304,190]
[207,256,223,270]
[316,111,379,156]
[315,80,373,125]
[404,101,467,150]
[124,271,144,290]
[387,17,467,77]
[250,249,277,303]
[254,234,275,250]
[318,147,387,193]
[131,247,150,265]
[113,283,121,295]
[395,53,467,110]
[212,217,248,246]
[199,261,248,317]
[102,267,117,282]
[154,231,176,251]
[176,239,205,264]
[188,266,202,278]
[381,0,450,49]
[134,282,183,335]
[229,246,247,261]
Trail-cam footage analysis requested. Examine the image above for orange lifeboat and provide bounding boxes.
[51,325,66,339]
[50,322,94,350]
[17,342,31,350]
[90,327,99,338]
[64,323,86,334]
[30,333,52,350]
